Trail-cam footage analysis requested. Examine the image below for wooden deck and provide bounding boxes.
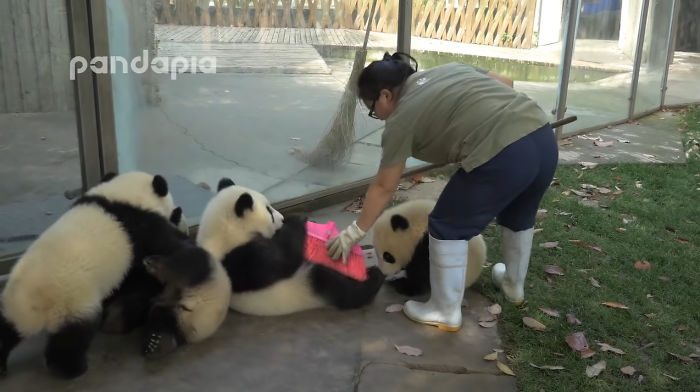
[155,24,395,47]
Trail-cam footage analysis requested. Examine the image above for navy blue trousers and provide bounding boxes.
[429,123,559,241]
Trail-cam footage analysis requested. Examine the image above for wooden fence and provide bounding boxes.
[155,0,538,48]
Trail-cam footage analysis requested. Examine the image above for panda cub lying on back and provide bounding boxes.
[372,199,488,296]
[197,178,385,316]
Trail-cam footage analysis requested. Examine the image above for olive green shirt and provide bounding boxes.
[379,62,550,172]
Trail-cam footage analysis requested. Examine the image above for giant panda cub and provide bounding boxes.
[139,242,231,359]
[372,199,488,296]
[198,178,385,317]
[0,172,195,379]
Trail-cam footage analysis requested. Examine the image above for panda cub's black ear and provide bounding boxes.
[169,207,183,226]
[152,175,169,197]
[217,178,235,193]
[234,193,254,217]
[390,214,410,231]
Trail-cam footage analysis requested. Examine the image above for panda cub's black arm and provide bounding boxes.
[222,215,307,293]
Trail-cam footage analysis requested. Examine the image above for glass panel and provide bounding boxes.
[663,0,699,107]
[562,0,635,134]
[0,1,82,266]
[633,0,675,115]
[103,0,400,218]
[408,0,561,125]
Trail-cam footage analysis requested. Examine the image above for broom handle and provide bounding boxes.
[362,0,379,50]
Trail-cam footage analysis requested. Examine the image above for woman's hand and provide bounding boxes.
[326,161,406,263]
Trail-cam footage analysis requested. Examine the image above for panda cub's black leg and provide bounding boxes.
[44,319,97,379]
[0,312,22,377]
[311,266,385,310]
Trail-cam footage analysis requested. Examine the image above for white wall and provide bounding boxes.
[535,0,565,46]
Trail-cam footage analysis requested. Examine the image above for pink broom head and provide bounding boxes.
[304,220,368,281]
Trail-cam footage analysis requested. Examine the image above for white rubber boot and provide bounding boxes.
[403,234,468,332]
[492,226,534,305]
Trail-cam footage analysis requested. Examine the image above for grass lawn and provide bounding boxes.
[476,106,700,391]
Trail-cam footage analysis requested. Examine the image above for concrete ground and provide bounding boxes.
[0,178,516,392]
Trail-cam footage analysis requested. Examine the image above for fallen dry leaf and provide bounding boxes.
[580,183,598,190]
[676,325,689,332]
[616,227,626,232]
[479,314,497,322]
[580,162,598,170]
[659,276,671,282]
[602,302,629,309]
[586,360,606,378]
[385,304,403,313]
[536,209,548,219]
[590,277,601,288]
[580,348,596,359]
[598,342,626,355]
[479,320,498,328]
[620,366,636,376]
[539,307,560,318]
[569,240,604,253]
[483,352,498,361]
[644,313,656,319]
[634,260,652,271]
[544,265,565,276]
[566,313,583,325]
[394,344,423,357]
[566,332,589,352]
[488,303,502,316]
[529,363,565,371]
[570,189,590,197]
[523,317,547,332]
[663,373,680,381]
[540,241,560,249]
[675,237,690,244]
[597,187,612,194]
[594,140,614,147]
[497,361,516,376]
[668,352,692,363]
[635,181,643,189]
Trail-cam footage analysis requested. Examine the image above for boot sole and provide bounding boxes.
[403,312,461,332]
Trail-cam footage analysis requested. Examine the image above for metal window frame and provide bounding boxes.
[553,0,580,139]
[67,0,104,189]
[89,0,119,175]
[660,0,681,108]
[627,0,651,119]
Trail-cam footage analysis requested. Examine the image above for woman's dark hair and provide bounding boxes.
[357,51,418,102]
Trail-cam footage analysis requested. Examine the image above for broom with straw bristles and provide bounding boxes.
[297,0,379,168]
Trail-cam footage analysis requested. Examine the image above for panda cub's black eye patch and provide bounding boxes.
[383,252,396,264]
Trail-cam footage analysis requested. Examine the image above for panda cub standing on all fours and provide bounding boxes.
[372,199,488,297]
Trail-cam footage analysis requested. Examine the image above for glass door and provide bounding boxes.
[0,0,91,272]
[631,0,677,116]
[92,0,402,222]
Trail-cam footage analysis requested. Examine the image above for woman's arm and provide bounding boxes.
[356,161,406,231]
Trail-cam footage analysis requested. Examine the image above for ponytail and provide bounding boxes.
[357,51,418,102]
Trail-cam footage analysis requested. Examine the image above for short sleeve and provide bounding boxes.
[379,123,413,167]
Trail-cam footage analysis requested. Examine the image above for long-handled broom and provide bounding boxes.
[297,0,379,167]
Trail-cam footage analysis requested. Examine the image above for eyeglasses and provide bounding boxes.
[368,100,379,119]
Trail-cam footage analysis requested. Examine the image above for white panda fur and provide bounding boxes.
[372,199,488,296]
[199,178,385,317]
[0,172,192,379]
